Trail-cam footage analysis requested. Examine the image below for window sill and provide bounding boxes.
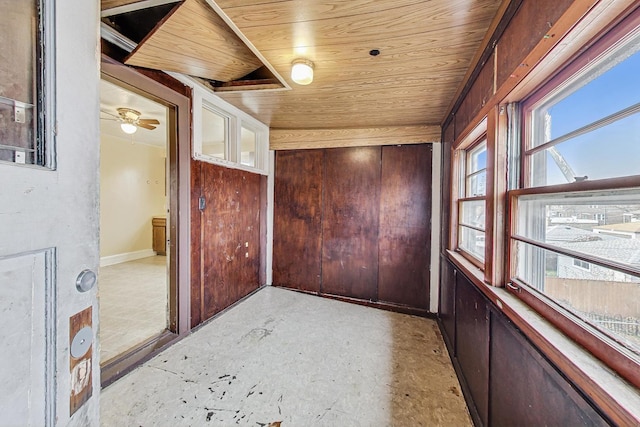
[446,250,640,425]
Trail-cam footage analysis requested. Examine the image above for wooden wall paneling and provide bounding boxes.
[270,126,440,150]
[455,270,490,427]
[272,150,324,292]
[439,256,457,354]
[455,52,495,140]
[190,160,203,328]
[495,0,573,90]
[322,147,381,301]
[201,163,236,318]
[378,144,432,308]
[198,163,261,320]
[490,311,610,426]
[237,171,262,301]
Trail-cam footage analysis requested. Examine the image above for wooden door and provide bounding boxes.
[273,150,323,292]
[194,161,263,322]
[378,144,432,308]
[0,1,101,425]
[322,147,381,300]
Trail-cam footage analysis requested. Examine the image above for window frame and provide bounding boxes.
[191,84,269,175]
[451,119,488,270]
[507,9,640,389]
[0,0,55,169]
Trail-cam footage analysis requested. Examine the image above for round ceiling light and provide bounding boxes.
[291,59,314,85]
[120,122,137,134]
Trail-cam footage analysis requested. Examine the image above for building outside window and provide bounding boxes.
[508,16,640,379]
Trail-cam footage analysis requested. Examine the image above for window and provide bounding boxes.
[191,85,269,175]
[0,0,53,168]
[201,104,228,160]
[572,259,590,270]
[509,16,640,379]
[239,124,257,167]
[457,137,487,264]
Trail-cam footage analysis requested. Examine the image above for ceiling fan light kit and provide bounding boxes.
[120,122,137,134]
[291,59,314,85]
[111,107,160,134]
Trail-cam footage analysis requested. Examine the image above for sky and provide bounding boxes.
[537,47,640,185]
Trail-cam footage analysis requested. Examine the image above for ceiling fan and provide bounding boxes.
[101,107,160,134]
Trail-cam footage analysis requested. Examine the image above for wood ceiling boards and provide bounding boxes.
[125,0,265,82]
[103,0,503,131]
[213,0,503,129]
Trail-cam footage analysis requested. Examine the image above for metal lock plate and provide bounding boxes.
[70,326,92,359]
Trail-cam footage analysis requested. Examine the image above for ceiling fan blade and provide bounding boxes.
[138,118,160,125]
[137,122,157,130]
[100,109,120,119]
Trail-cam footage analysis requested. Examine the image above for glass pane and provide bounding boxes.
[0,0,38,164]
[467,141,487,174]
[240,125,256,167]
[515,189,640,271]
[459,225,485,261]
[513,240,640,356]
[466,171,487,197]
[532,41,640,145]
[201,106,227,160]
[529,112,640,186]
[459,200,485,230]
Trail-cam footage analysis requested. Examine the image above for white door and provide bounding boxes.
[0,1,100,426]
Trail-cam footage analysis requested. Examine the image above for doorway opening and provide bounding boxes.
[98,60,190,386]
[99,76,171,363]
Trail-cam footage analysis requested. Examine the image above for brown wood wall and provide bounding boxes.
[190,160,266,327]
[440,260,610,426]
[274,144,432,313]
[449,0,574,139]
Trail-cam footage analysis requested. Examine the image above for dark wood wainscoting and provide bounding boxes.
[439,259,611,426]
[273,144,432,313]
[190,161,266,327]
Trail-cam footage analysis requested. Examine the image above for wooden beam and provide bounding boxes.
[270,126,440,150]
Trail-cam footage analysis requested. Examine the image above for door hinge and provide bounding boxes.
[199,196,206,211]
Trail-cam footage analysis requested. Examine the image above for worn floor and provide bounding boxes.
[99,256,168,363]
[100,286,471,426]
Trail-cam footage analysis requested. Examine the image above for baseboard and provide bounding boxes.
[100,249,156,267]
[275,285,434,318]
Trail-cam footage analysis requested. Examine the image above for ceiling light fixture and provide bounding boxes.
[120,122,137,134]
[291,58,314,85]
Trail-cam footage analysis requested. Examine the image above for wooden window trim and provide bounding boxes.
[452,128,488,270]
[507,9,640,390]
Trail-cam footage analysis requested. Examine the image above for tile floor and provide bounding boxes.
[101,286,471,426]
[99,256,168,364]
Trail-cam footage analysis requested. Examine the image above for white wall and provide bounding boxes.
[100,134,166,259]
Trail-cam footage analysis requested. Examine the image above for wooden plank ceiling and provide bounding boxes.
[213,0,503,129]
[103,0,503,131]
[125,0,265,82]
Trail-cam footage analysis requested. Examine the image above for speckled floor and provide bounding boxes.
[100,286,471,426]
